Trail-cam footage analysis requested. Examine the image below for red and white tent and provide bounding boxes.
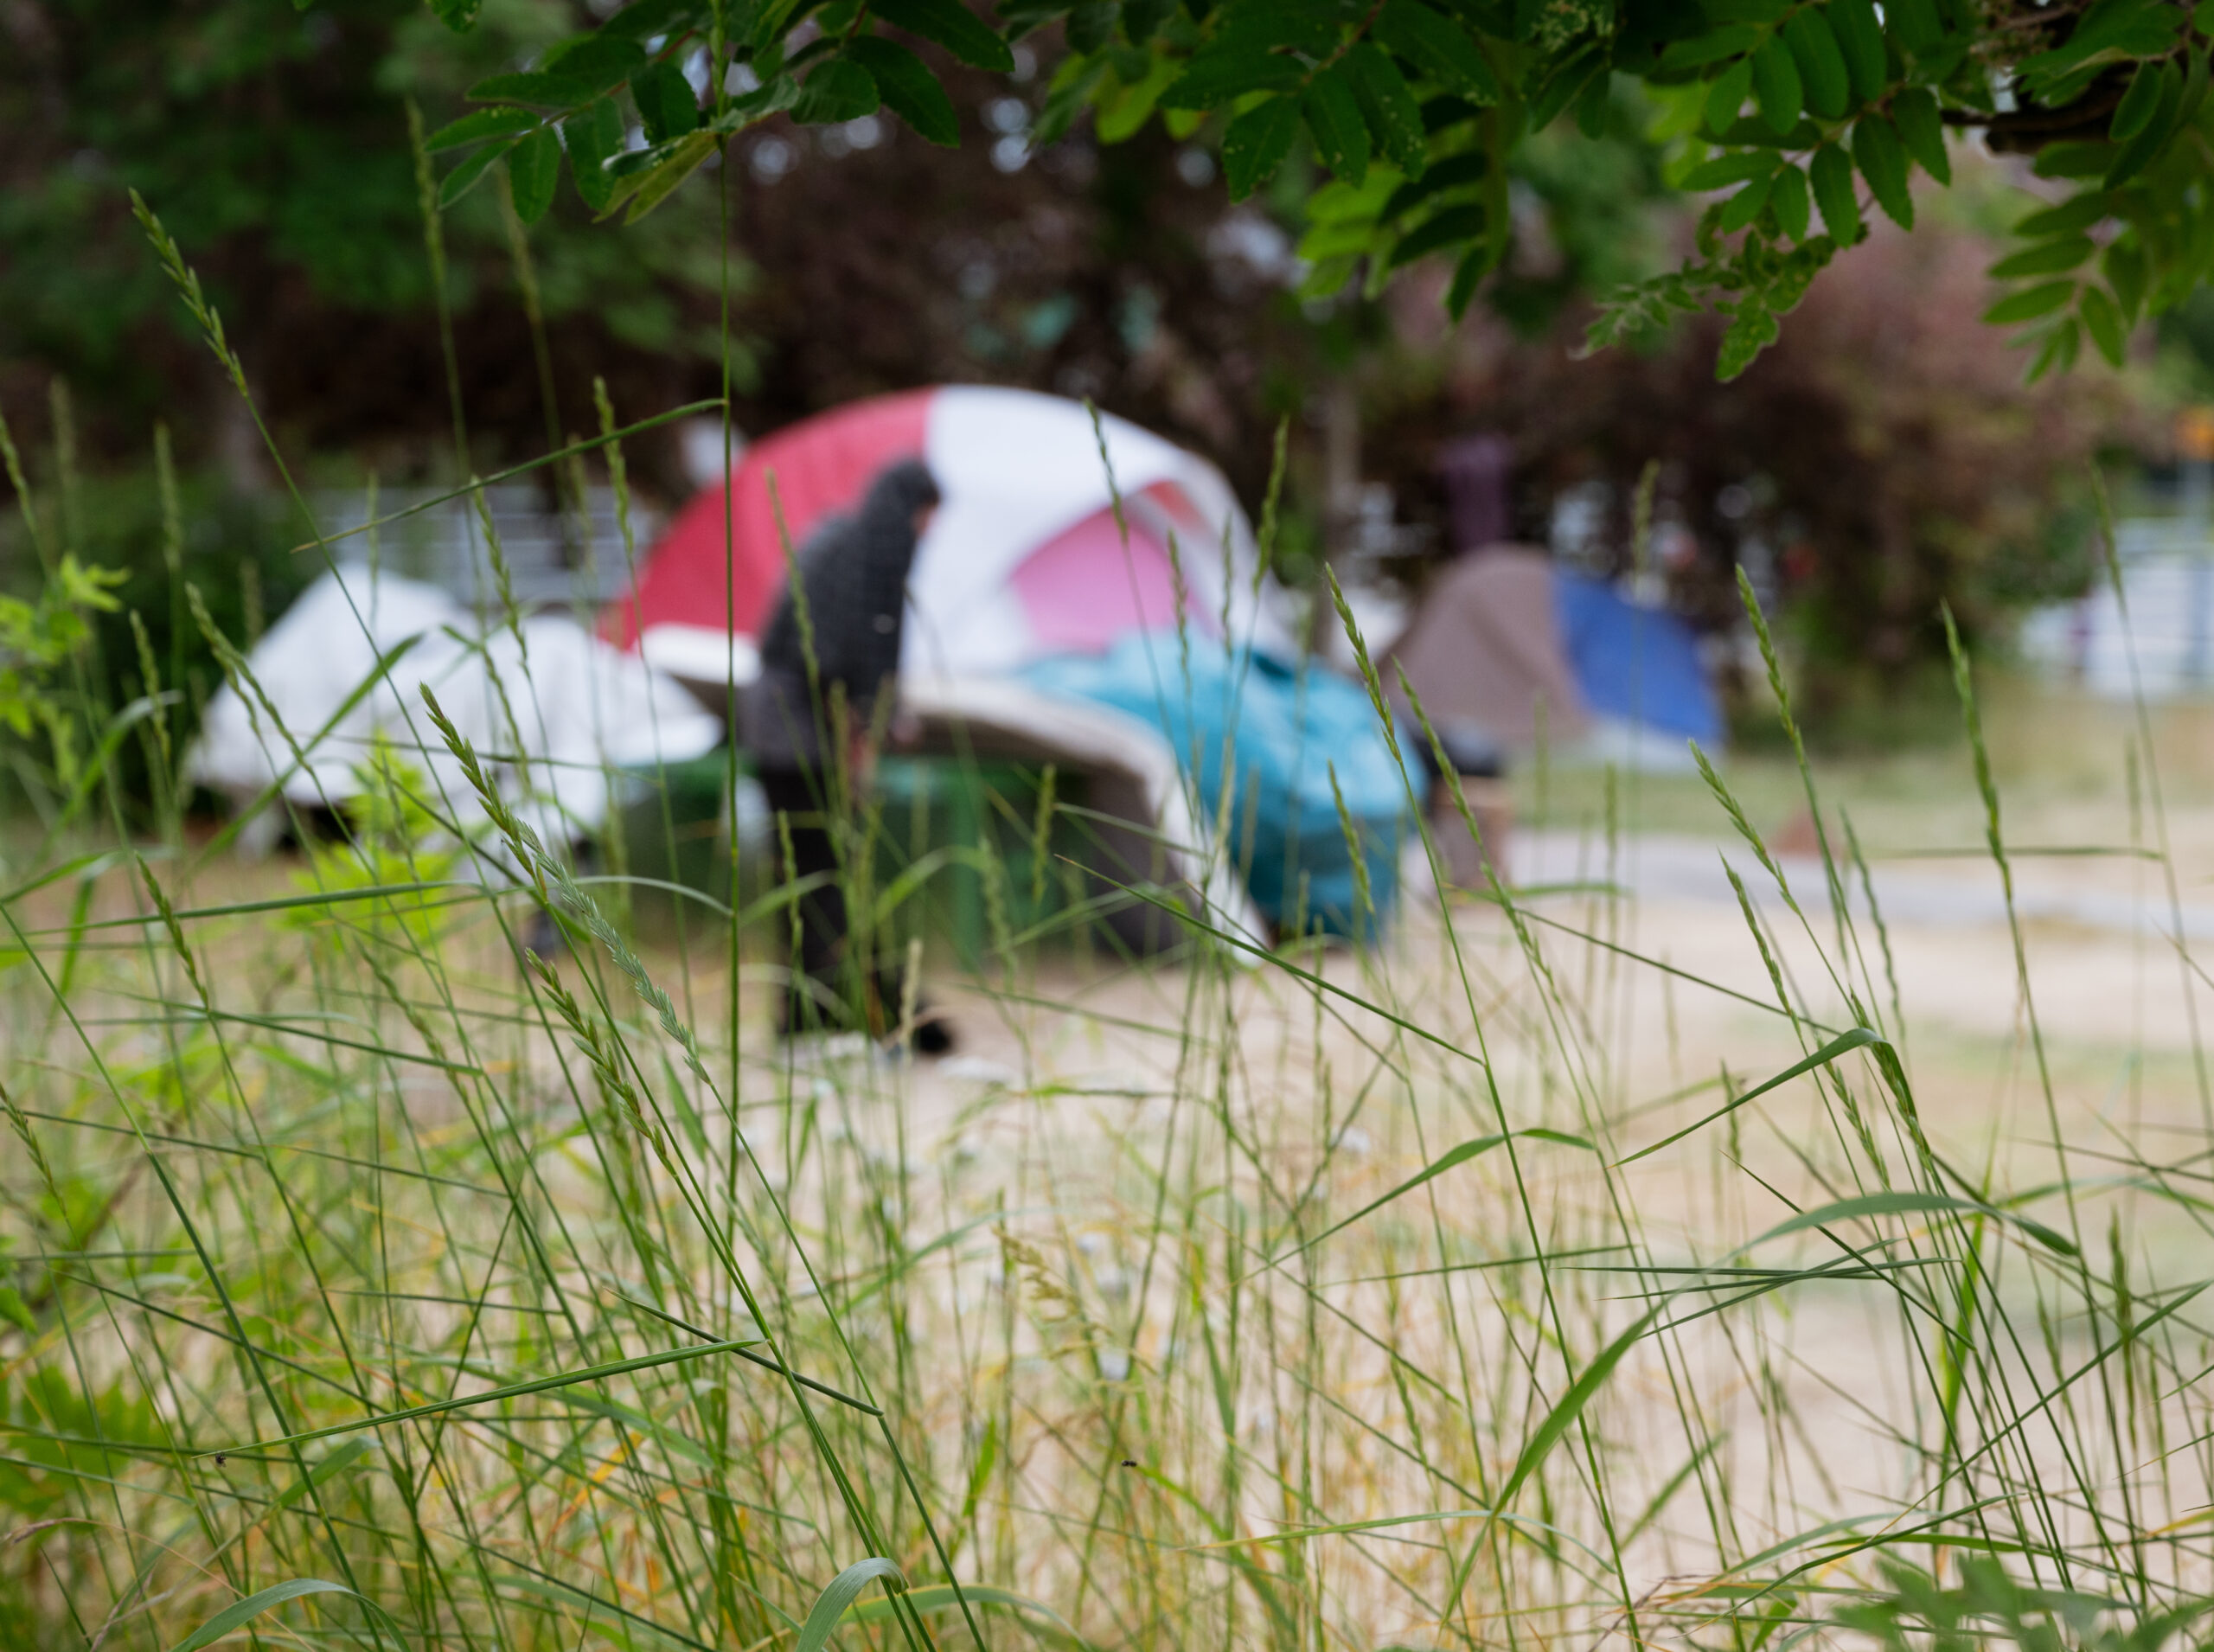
[602,386,1295,683]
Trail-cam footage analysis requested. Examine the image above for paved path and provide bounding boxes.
[1507,829,2214,942]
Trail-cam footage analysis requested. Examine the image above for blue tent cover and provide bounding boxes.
[1555,572,1722,744]
[1021,636,1412,936]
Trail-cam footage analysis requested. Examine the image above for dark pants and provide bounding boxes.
[754,761,951,1051]
[756,764,854,1028]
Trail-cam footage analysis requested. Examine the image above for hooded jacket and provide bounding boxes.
[743,458,941,768]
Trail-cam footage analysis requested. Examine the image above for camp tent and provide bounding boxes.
[608,386,1413,937]
[1554,571,1723,754]
[1384,547,1590,750]
[1385,549,1720,767]
[190,568,722,852]
[602,385,1297,685]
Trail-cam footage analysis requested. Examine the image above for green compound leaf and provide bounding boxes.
[1373,0,1502,102]
[2111,58,2166,139]
[439,138,517,208]
[1718,171,1776,232]
[1982,279,2077,325]
[2027,314,2083,381]
[2016,191,2111,238]
[2106,58,2182,187]
[871,0,1015,72]
[1680,148,1779,192]
[425,106,541,150]
[1769,161,1811,241]
[1386,203,1487,269]
[1303,64,1372,185]
[1852,113,1913,227]
[468,68,599,106]
[1222,95,1302,200]
[792,55,882,125]
[1987,234,2096,279]
[1705,57,1754,132]
[563,99,624,212]
[632,58,701,144]
[2107,235,2148,318]
[1345,42,1428,176]
[1884,0,1947,57]
[1891,86,1950,182]
[1783,9,1851,120]
[849,35,958,144]
[1827,0,1887,101]
[1161,25,1309,110]
[2079,282,2128,367]
[621,129,718,221]
[1751,35,1803,134]
[505,125,561,224]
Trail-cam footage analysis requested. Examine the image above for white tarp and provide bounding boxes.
[189,567,721,849]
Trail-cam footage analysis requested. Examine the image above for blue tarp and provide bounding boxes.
[1556,572,1723,744]
[1021,636,1413,936]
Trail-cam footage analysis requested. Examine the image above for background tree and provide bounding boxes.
[0,0,734,477]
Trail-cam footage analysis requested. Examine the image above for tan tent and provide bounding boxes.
[1385,547,1589,749]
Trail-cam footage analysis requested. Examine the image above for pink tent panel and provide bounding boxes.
[1008,505,1219,654]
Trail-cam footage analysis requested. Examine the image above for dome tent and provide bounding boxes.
[601,385,1298,686]
[607,386,1416,940]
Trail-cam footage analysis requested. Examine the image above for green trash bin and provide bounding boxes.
[604,752,1107,965]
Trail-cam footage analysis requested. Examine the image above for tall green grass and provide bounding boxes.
[3,202,2213,1652]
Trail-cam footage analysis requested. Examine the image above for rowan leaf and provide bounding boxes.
[1373,0,1502,103]
[2106,236,2148,319]
[849,36,958,144]
[1987,234,2095,279]
[2026,316,2083,382]
[563,99,624,212]
[1718,299,1780,380]
[438,138,515,207]
[1386,203,1486,267]
[1751,36,1803,134]
[1884,0,1947,56]
[1680,149,1780,192]
[468,69,598,106]
[1346,42,1428,175]
[2112,59,2166,139]
[1769,161,1811,240]
[1222,95,1302,199]
[1891,86,1949,182]
[1783,10,1850,120]
[1808,141,1862,242]
[632,59,700,144]
[1303,65,1372,185]
[1982,279,2076,325]
[1827,0,1887,100]
[619,129,717,221]
[1852,114,1912,227]
[505,125,561,224]
[2015,192,2111,238]
[1718,172,1775,232]
[791,56,882,125]
[2079,282,2128,367]
[871,0,1015,71]
[1705,58,1754,132]
[426,106,541,150]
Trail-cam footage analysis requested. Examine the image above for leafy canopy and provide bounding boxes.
[425,0,2214,380]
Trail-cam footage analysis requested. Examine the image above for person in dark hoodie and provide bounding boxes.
[744,458,953,1052]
